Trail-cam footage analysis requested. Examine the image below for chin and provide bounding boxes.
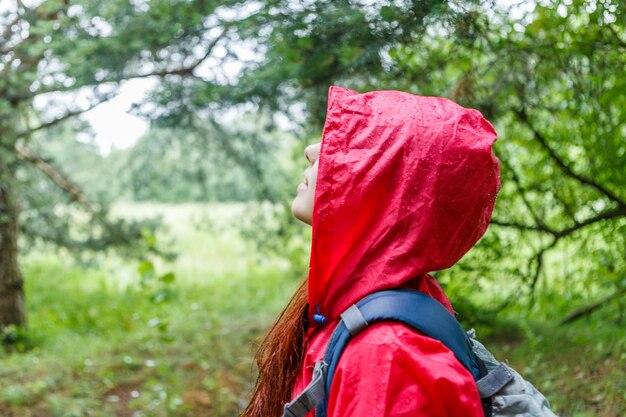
[291,198,312,225]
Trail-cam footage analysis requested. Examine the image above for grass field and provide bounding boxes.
[0,203,624,417]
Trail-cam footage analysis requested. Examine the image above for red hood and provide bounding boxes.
[308,86,500,323]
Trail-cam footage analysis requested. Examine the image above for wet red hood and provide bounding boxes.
[308,86,500,323]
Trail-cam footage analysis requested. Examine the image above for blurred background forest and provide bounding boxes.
[0,0,624,416]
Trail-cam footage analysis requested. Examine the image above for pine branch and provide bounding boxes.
[14,144,83,202]
[0,15,20,54]
[14,92,116,139]
[23,27,229,101]
[13,144,110,231]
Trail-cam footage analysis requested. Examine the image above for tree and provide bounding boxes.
[104,120,292,203]
[195,0,624,318]
[384,0,625,317]
[6,0,441,328]
[139,0,470,278]
[148,0,466,125]
[6,0,617,329]
[283,0,624,319]
[0,0,251,329]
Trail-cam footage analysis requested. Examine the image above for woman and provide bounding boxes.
[241,86,500,417]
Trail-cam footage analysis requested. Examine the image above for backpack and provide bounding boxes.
[282,288,558,417]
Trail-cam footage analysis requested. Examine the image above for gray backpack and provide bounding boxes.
[282,289,558,417]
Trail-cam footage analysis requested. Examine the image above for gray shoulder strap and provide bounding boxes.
[282,361,327,417]
[476,363,514,398]
[340,304,369,336]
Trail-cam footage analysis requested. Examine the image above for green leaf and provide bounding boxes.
[138,260,154,277]
[159,272,176,283]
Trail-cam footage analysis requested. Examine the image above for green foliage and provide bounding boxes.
[25,121,127,202]
[484,321,626,417]
[0,203,301,417]
[0,203,623,417]
[107,115,296,203]
[403,1,626,318]
[15,153,161,255]
[237,200,312,275]
[1,1,257,331]
[1,2,625,412]
[131,0,467,129]
[0,325,34,353]
[223,0,626,319]
[2,0,270,328]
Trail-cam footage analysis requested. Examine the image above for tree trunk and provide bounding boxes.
[0,174,26,329]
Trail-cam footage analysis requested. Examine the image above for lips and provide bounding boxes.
[296,171,308,193]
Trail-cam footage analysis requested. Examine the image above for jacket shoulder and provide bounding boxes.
[328,322,483,417]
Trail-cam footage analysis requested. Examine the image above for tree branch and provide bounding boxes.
[115,27,228,79]
[23,27,229,101]
[500,157,550,227]
[492,205,626,240]
[553,205,626,239]
[606,23,626,49]
[495,205,625,297]
[13,144,114,232]
[513,107,626,208]
[490,219,553,233]
[560,287,626,325]
[0,14,20,53]
[528,238,558,293]
[14,144,83,202]
[15,92,116,139]
[189,27,228,70]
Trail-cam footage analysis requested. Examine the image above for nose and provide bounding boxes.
[304,143,321,164]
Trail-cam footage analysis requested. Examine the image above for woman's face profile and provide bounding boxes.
[291,142,321,225]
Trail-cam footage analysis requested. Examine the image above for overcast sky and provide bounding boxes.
[82,79,155,154]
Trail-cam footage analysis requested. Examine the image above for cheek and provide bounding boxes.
[306,168,319,211]
[305,186,315,213]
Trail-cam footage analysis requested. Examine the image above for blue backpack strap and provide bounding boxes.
[316,288,481,417]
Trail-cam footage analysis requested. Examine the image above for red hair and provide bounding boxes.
[240,278,309,417]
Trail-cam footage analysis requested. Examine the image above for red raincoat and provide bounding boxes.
[291,87,500,417]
